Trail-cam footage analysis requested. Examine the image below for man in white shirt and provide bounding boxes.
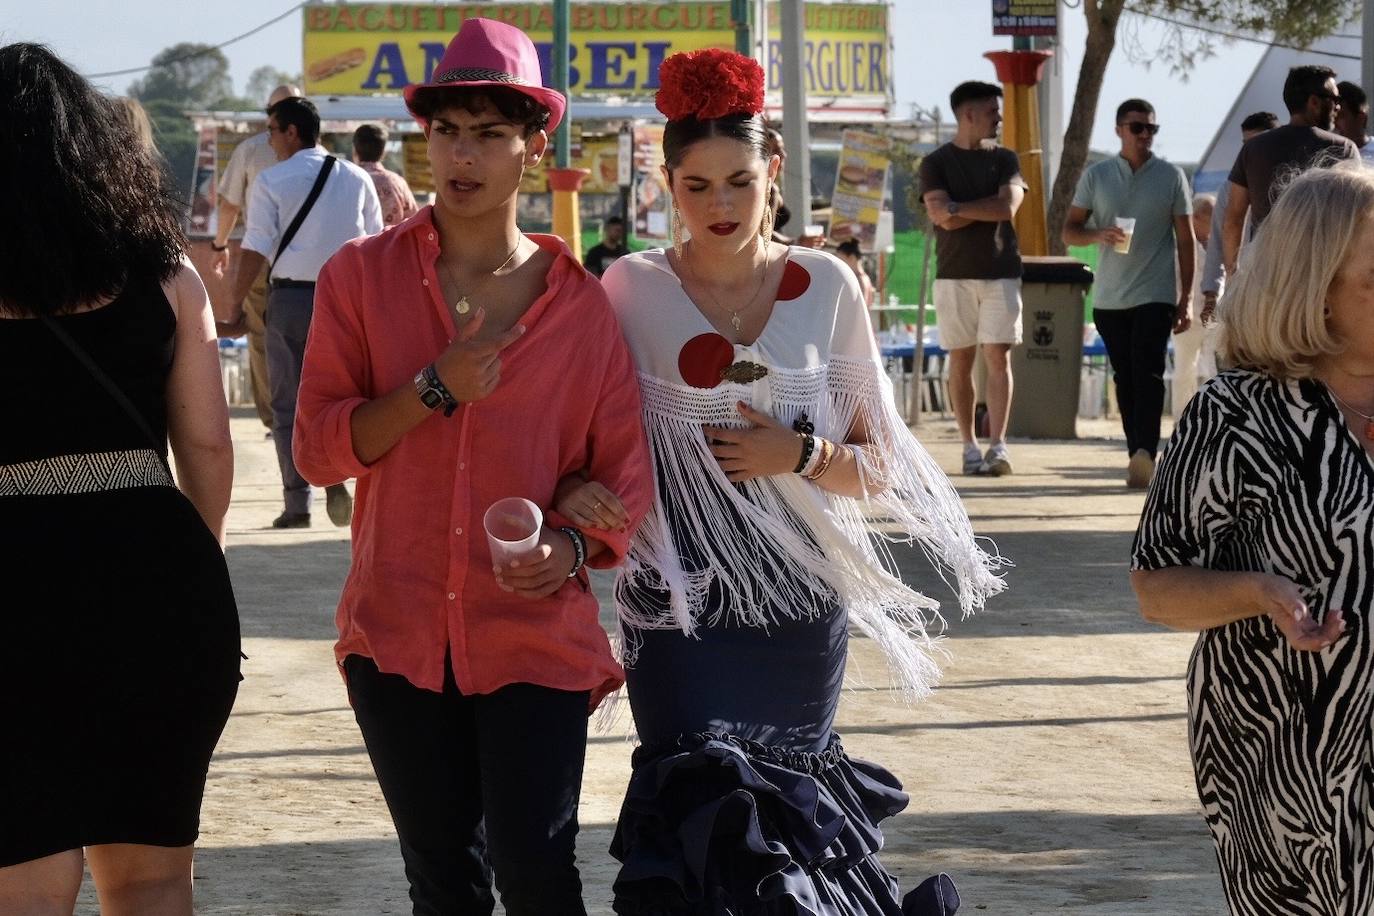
[219,96,382,528]
[210,84,302,431]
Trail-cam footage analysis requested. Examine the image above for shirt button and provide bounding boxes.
[458,462,466,470]
[422,278,430,286]
[447,592,456,600]
[428,233,435,241]
[454,527,463,536]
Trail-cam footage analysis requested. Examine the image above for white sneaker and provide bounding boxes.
[983,444,1013,476]
[962,443,987,476]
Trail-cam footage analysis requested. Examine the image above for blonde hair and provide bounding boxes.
[1219,161,1374,378]
[114,96,156,154]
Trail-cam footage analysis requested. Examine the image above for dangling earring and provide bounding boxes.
[760,193,775,241]
[671,204,684,260]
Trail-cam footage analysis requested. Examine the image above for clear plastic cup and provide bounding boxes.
[484,498,543,567]
[1113,216,1136,254]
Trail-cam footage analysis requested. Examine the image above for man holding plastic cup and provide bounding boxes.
[292,18,653,914]
[1064,98,1194,490]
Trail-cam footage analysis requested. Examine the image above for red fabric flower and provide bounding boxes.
[656,49,766,122]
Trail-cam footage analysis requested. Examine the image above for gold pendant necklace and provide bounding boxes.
[686,238,770,334]
[436,235,524,316]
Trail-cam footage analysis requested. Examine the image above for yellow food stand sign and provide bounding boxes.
[303,2,890,107]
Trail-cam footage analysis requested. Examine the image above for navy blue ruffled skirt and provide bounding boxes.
[610,594,959,915]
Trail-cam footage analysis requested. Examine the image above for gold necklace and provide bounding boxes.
[686,238,771,333]
[1327,385,1374,442]
[435,235,524,316]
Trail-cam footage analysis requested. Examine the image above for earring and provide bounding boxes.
[1323,305,1332,318]
[671,204,684,260]
[760,195,775,241]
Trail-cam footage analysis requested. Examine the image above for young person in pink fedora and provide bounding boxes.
[293,18,653,915]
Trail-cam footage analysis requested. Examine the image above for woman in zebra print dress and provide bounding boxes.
[1131,163,1374,915]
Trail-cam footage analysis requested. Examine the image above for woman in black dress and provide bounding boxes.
[0,44,241,914]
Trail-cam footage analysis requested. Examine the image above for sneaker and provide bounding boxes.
[326,483,354,527]
[1126,449,1155,489]
[984,443,1013,476]
[271,511,311,529]
[962,443,987,476]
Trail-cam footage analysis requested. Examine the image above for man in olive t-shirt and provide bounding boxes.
[919,80,1026,477]
[1223,64,1358,273]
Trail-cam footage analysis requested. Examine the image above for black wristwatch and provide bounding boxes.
[210,240,229,252]
[414,364,458,417]
[946,201,961,217]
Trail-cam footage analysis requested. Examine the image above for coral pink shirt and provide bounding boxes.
[294,209,652,708]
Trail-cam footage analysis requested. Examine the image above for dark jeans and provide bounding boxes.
[1094,303,1175,458]
[343,654,591,916]
[265,284,315,515]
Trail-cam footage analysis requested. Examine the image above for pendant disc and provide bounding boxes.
[456,297,471,315]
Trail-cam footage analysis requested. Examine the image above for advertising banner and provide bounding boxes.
[991,0,1057,37]
[303,3,890,110]
[828,128,889,252]
[188,126,220,238]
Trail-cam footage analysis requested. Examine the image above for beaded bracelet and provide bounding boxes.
[798,436,825,477]
[804,437,836,480]
[557,526,587,578]
[793,433,816,474]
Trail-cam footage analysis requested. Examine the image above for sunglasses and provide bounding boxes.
[1314,91,1341,103]
[1120,122,1161,136]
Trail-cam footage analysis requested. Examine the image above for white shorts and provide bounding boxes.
[933,278,1023,349]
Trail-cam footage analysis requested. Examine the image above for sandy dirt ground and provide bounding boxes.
[73,410,1226,915]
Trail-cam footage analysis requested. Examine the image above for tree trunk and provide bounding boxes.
[1047,0,1126,256]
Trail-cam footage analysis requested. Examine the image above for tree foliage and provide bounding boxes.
[244,65,302,107]
[129,43,236,109]
[1047,0,1359,254]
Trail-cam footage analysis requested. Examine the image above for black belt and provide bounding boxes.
[270,279,316,290]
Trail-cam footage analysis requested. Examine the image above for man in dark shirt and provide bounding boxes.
[583,215,628,277]
[919,80,1026,476]
[1223,64,1358,274]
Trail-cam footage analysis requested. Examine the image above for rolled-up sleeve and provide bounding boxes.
[294,249,373,484]
[567,309,653,568]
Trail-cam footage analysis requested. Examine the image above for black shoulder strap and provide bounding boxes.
[271,154,336,279]
[41,311,173,476]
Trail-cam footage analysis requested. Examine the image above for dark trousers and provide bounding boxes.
[265,284,314,515]
[1094,303,1175,458]
[343,654,591,916]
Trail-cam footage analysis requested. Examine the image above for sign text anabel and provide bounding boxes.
[303,2,891,107]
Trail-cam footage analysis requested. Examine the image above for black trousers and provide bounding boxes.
[1093,303,1175,458]
[344,654,591,916]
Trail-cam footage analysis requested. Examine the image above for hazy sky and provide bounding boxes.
[1,0,1300,161]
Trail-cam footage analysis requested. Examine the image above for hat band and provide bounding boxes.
[434,67,530,86]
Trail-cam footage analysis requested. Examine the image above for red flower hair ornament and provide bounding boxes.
[656,49,766,122]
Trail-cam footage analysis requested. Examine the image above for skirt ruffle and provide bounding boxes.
[610,732,960,916]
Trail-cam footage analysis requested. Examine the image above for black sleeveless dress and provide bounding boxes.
[0,276,241,866]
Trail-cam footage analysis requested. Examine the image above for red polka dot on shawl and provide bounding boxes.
[775,260,811,301]
[678,333,735,389]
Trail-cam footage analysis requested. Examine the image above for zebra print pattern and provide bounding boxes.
[1133,368,1374,915]
[0,449,173,497]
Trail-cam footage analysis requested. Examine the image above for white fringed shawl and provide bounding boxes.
[602,247,1005,699]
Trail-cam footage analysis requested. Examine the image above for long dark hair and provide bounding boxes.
[662,112,771,173]
[0,43,186,316]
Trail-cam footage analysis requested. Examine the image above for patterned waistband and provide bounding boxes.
[0,449,174,497]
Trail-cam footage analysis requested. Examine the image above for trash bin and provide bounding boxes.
[1007,256,1094,439]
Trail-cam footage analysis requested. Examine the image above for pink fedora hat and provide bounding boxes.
[404,18,566,132]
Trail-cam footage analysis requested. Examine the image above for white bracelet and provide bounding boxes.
[799,437,826,477]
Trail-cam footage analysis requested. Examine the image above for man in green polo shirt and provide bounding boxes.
[1064,98,1194,489]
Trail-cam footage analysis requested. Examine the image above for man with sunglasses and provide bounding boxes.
[1223,65,1357,275]
[1064,99,1193,490]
